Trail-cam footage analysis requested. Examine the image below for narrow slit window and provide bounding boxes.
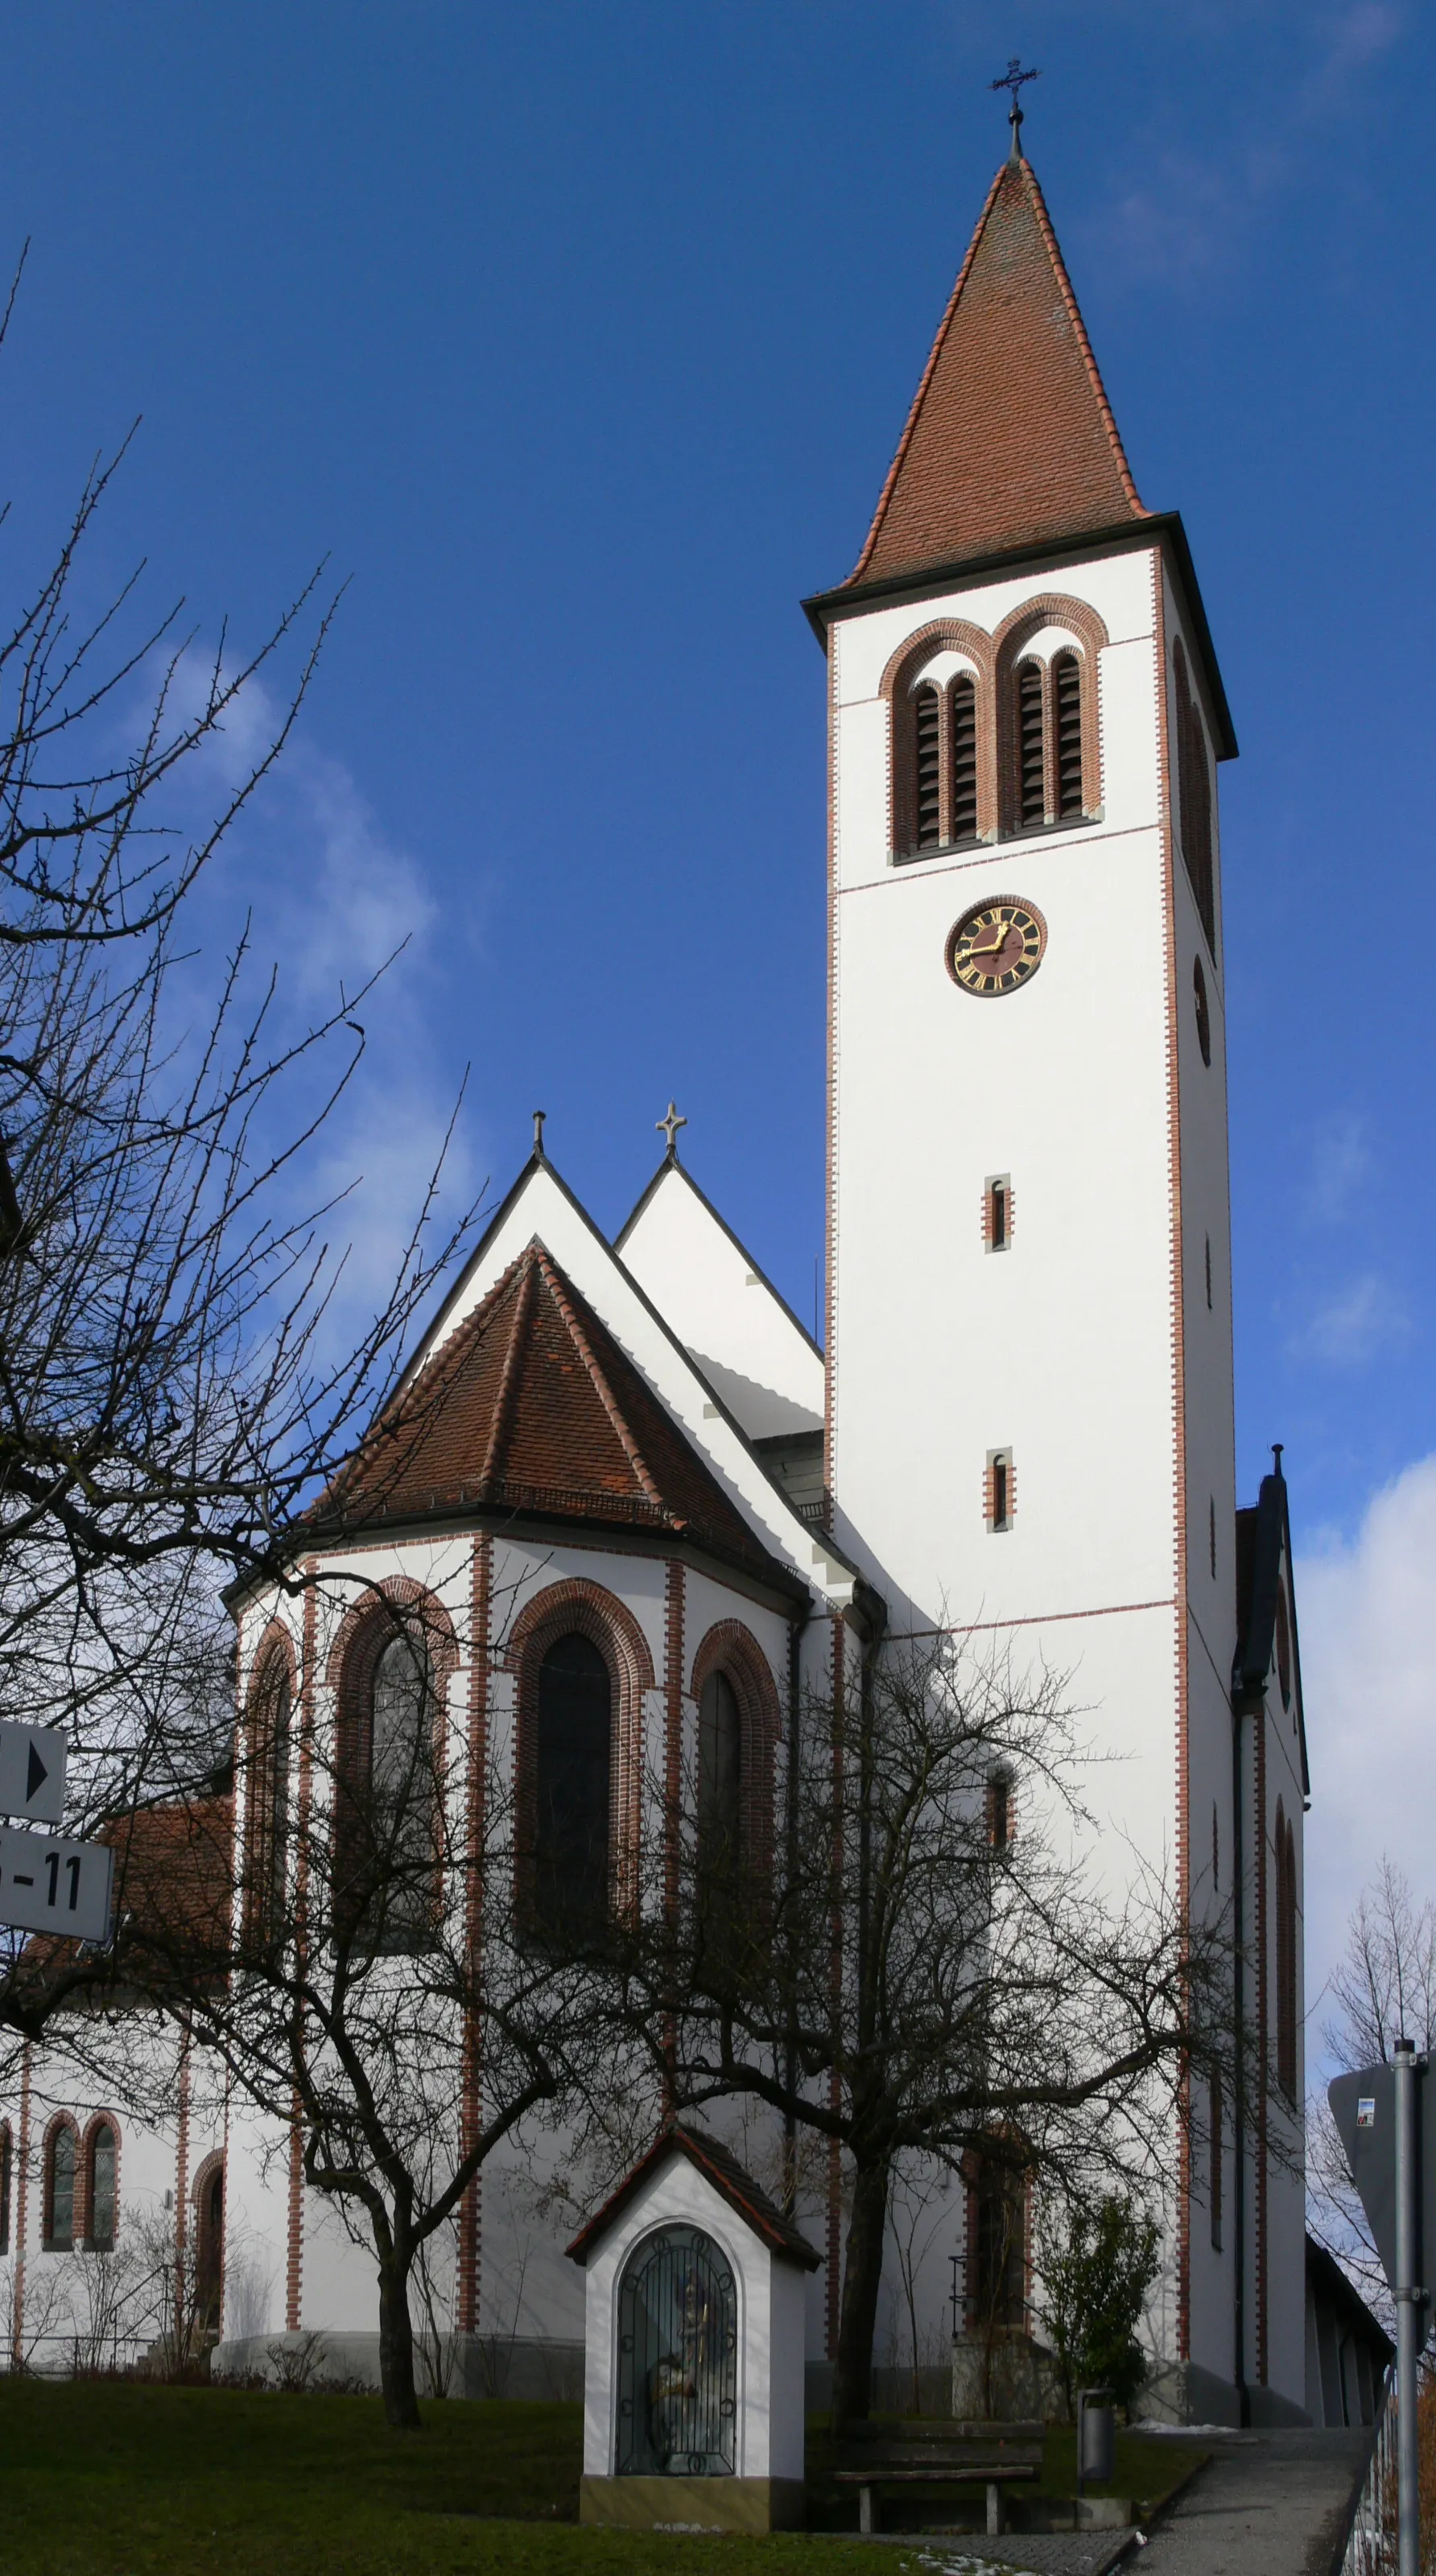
[984,1174,1012,1253]
[1017,662,1045,828]
[1209,1496,1217,1579]
[988,1449,1013,1533]
[950,674,978,842]
[988,1773,1011,1850]
[914,684,941,851]
[1205,1234,1212,1310]
[1054,653,1083,818]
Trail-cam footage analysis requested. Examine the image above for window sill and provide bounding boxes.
[891,811,1102,869]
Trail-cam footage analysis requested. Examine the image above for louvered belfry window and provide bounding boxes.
[950,674,978,843]
[914,683,941,850]
[1017,662,1045,828]
[1054,653,1083,819]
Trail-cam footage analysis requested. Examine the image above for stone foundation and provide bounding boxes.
[580,2475,807,2533]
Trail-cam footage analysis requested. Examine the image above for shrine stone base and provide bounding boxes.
[580,2475,807,2533]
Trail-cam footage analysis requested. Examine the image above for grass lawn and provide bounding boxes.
[0,2379,1207,2576]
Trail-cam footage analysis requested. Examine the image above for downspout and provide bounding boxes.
[1232,1692,1249,2427]
[782,1600,809,2218]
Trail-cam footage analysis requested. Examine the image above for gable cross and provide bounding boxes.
[657,1100,687,1158]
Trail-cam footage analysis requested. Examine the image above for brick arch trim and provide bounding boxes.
[992,592,1109,832]
[881,618,999,853]
[80,2109,122,2248]
[503,1579,655,1916]
[324,1573,461,1699]
[688,1618,782,1874]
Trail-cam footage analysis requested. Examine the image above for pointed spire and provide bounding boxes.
[847,155,1146,590]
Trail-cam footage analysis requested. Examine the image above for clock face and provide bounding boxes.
[947,898,1046,997]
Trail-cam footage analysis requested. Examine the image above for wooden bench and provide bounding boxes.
[832,2417,1046,2537]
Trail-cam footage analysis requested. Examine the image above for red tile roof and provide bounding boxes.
[848,155,1146,588]
[323,1241,795,1589]
[566,2123,822,2270]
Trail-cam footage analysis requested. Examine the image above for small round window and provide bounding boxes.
[1193,956,1211,1067]
[615,2223,737,2478]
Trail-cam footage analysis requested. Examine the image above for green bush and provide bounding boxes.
[1042,2193,1160,2417]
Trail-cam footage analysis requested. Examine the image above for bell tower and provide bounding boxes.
[801,136,1286,2413]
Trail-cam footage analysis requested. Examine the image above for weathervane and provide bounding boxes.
[657,1100,687,1159]
[991,56,1039,159]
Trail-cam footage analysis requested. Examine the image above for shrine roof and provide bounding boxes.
[565,2123,823,2271]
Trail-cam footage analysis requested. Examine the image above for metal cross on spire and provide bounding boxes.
[657,1100,687,1158]
[991,56,1039,159]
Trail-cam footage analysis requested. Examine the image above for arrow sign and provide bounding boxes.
[0,1719,65,1824]
[0,1823,113,1942]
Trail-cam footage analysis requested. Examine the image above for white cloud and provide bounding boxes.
[1080,3,1405,287]
[130,646,486,1385]
[1297,1454,1436,2037]
[1287,1269,1411,1366]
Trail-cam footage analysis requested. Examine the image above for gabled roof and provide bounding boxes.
[566,2123,822,2271]
[617,1152,823,1442]
[844,153,1145,592]
[1234,1454,1310,1797]
[320,1237,798,1593]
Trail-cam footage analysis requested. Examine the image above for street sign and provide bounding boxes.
[0,1824,113,1942]
[1331,2058,1436,2332]
[0,1719,65,1824]
[1331,2047,1432,2576]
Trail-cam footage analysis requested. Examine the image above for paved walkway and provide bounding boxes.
[856,2425,1375,2576]
[1130,2430,1372,2576]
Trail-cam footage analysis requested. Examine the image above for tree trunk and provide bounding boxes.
[830,2153,891,2428]
[377,2249,422,2430]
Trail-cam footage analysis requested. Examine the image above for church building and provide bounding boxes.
[1,127,1309,2427]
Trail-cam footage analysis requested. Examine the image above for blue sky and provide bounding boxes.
[0,3,1428,1973]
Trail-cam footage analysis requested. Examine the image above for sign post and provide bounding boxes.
[1395,2041,1421,2576]
[1330,2045,1432,2576]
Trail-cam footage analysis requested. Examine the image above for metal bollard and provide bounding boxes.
[1077,2388,1116,2497]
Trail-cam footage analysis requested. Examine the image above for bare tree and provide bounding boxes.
[1310,1860,1436,2318]
[0,275,476,2055]
[605,1629,1235,2425]
[109,1579,607,2431]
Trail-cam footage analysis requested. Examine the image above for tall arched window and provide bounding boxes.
[698,1671,741,1872]
[534,1632,612,1934]
[43,2121,76,2251]
[243,1648,291,1948]
[0,2121,11,2254]
[85,2120,118,2249]
[367,1629,439,1951]
[1275,1802,1298,2099]
[195,2157,225,2332]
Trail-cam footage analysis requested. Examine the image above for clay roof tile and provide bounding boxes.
[848,153,1145,588]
